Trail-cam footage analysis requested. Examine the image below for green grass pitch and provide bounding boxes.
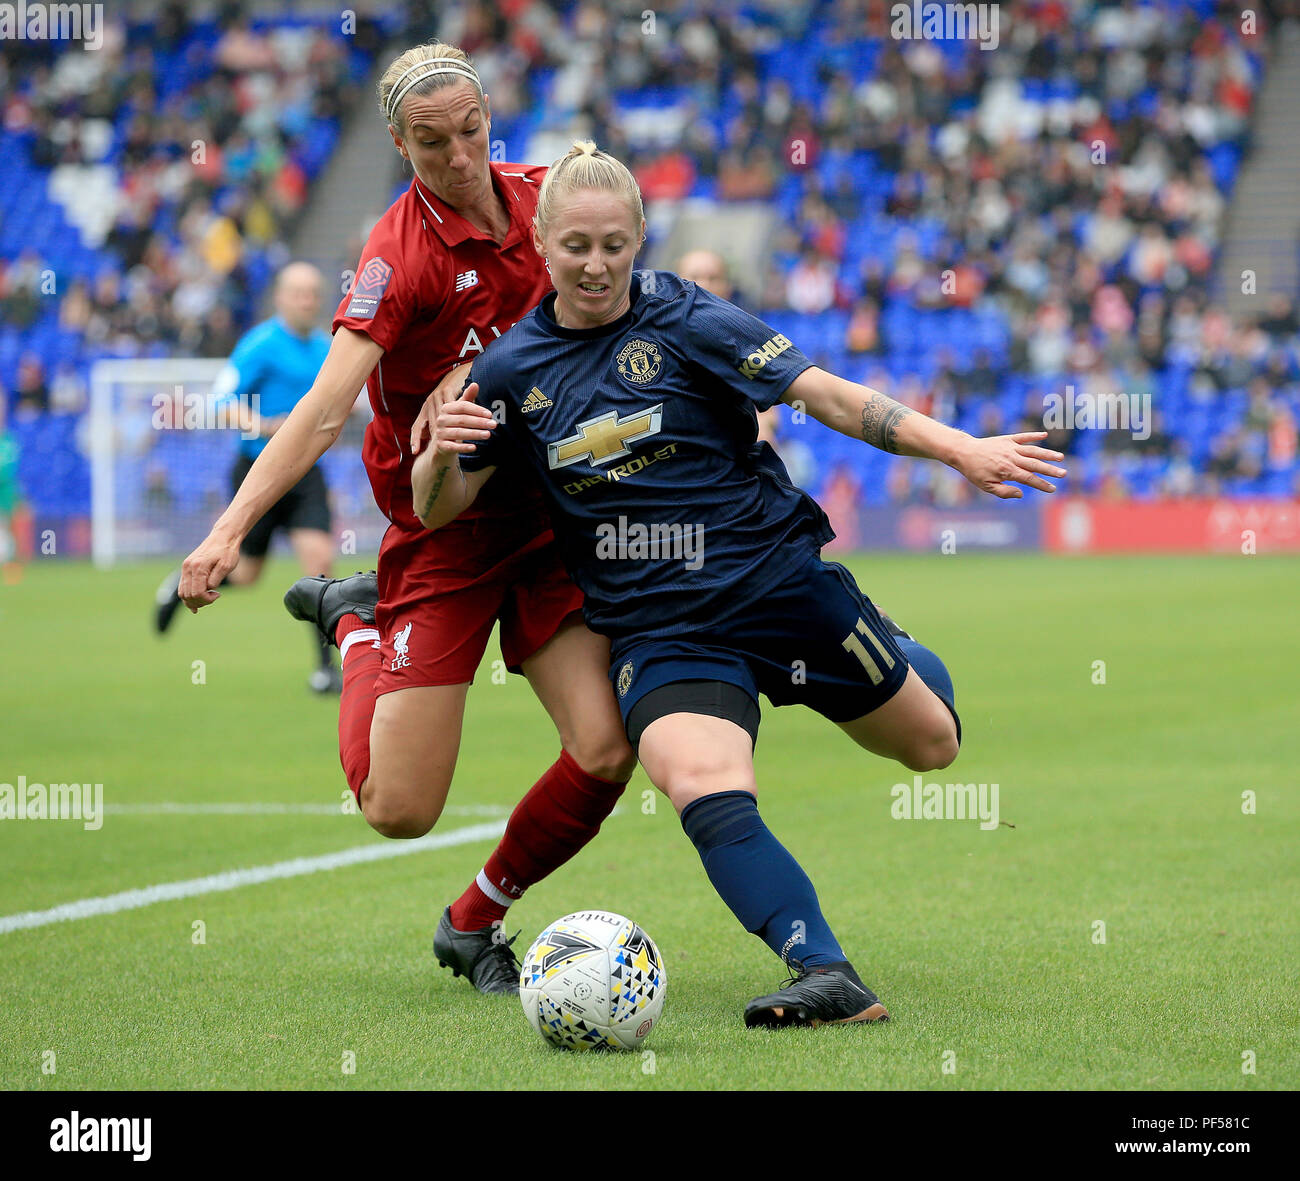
[0,552,1295,1090]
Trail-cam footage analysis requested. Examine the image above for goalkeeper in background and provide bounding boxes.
[154,261,341,693]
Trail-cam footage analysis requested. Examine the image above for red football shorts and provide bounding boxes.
[372,513,584,695]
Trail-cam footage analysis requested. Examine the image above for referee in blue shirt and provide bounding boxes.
[155,262,341,692]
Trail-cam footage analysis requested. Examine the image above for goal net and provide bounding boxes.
[89,358,388,568]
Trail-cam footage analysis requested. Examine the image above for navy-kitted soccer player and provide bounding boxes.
[413,143,1067,1027]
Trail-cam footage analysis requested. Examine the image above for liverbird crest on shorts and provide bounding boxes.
[391,621,412,671]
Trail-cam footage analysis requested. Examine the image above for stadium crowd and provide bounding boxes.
[0,1,381,410]
[1,0,1297,539]
[511,0,1298,501]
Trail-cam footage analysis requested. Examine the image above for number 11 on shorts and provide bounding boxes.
[841,617,895,686]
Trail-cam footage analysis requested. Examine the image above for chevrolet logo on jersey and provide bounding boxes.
[547,405,664,469]
[737,333,794,378]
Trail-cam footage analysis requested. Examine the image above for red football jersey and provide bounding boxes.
[334,162,552,529]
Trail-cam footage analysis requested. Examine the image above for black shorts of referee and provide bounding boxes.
[230,454,333,559]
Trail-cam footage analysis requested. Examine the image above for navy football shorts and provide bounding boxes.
[609,550,911,738]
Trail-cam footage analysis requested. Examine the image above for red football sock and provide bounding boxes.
[449,750,628,931]
[336,613,381,802]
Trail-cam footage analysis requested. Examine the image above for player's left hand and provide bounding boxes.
[950,431,1066,499]
[411,362,473,455]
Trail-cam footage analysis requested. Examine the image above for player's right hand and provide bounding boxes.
[178,533,242,612]
[411,362,473,455]
[950,431,1066,500]
[432,381,496,460]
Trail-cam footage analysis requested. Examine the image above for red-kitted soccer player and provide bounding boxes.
[178,42,635,995]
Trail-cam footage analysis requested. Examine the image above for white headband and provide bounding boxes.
[386,58,483,123]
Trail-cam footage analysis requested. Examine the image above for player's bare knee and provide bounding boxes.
[901,723,960,773]
[365,803,438,839]
[361,781,443,838]
[567,735,636,784]
[369,816,427,839]
[928,730,960,771]
[660,755,751,801]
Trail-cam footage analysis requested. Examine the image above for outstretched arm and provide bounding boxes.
[411,381,497,530]
[782,367,1066,499]
[179,327,383,610]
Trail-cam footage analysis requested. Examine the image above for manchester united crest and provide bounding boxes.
[616,338,662,386]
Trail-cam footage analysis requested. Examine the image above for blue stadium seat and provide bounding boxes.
[1208,143,1242,193]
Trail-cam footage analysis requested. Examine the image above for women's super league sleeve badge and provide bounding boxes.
[345,257,394,320]
[616,338,662,386]
[617,661,634,697]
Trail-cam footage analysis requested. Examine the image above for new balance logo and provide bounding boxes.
[521,387,553,414]
[455,270,478,293]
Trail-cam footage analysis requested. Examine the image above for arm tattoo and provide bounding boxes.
[860,392,915,454]
[419,463,452,519]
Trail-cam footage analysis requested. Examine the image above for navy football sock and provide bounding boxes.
[680,790,845,968]
[896,636,961,743]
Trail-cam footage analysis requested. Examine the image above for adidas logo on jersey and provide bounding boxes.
[455,270,479,292]
[521,387,553,414]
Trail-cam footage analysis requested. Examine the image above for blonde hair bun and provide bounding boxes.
[535,141,645,237]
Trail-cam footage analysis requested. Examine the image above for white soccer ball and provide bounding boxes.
[519,910,667,1051]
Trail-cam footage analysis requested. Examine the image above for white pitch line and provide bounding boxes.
[0,820,506,936]
[102,802,508,817]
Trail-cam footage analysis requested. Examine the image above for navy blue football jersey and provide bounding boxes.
[460,270,834,639]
